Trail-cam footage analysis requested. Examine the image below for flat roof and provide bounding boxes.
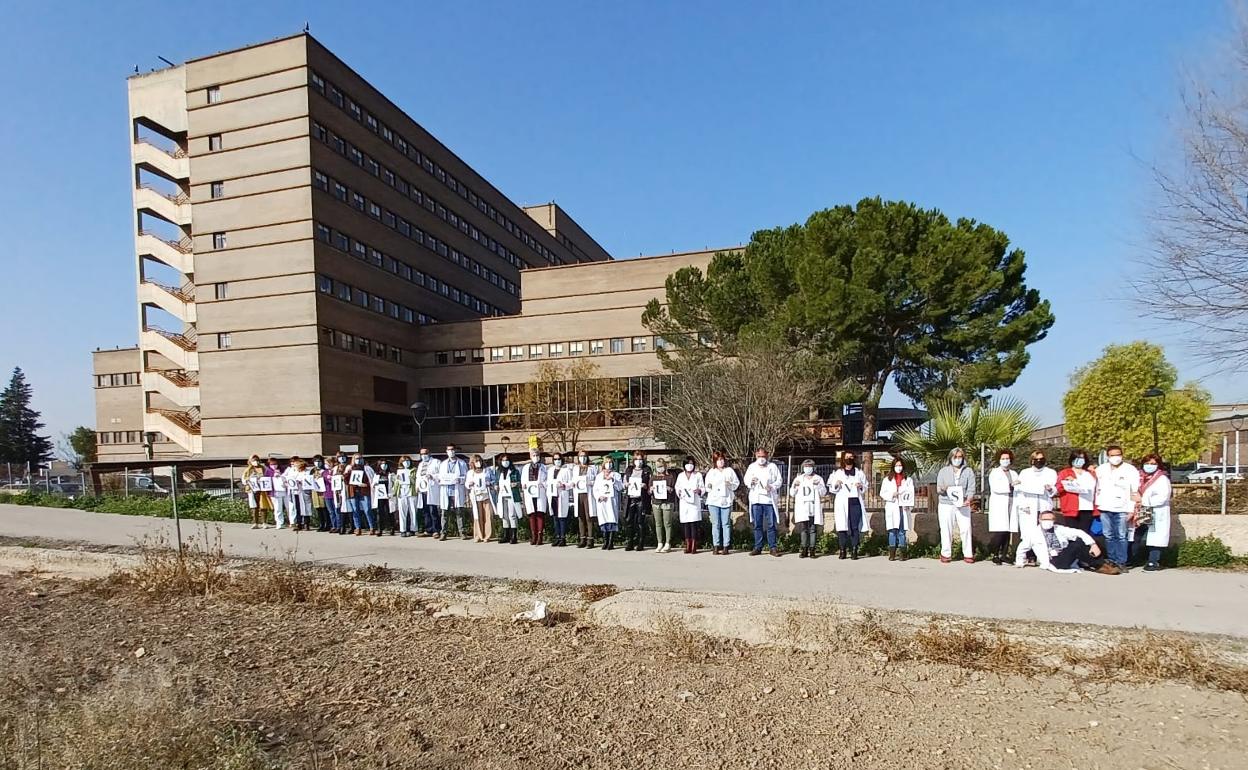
[520,246,737,274]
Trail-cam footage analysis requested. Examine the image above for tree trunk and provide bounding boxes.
[859,376,886,477]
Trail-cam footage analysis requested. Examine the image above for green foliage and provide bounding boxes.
[643,198,1054,440]
[1062,341,1211,462]
[0,367,53,466]
[68,425,97,465]
[5,491,250,523]
[1174,535,1236,568]
[893,396,1039,470]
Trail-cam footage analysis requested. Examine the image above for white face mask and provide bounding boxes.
[473,461,482,468]
[685,463,695,472]
[894,465,904,473]
[578,455,588,463]
[715,460,725,468]
[802,466,814,475]
[999,458,1011,468]
[1143,463,1158,474]
[1040,520,1055,531]
[1073,458,1086,469]
[501,460,510,468]
[634,460,643,468]
[1108,456,1123,466]
[446,449,455,457]
[951,457,964,467]
[755,457,767,466]
[402,460,411,468]
[419,455,428,462]
[554,458,563,466]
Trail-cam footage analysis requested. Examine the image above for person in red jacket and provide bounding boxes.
[1056,449,1097,534]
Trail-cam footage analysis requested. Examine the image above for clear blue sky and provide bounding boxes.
[1,0,1243,443]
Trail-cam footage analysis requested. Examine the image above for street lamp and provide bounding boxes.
[408,401,428,451]
[1231,413,1245,474]
[1142,387,1165,455]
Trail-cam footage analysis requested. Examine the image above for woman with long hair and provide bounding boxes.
[1134,453,1173,571]
[986,449,1018,565]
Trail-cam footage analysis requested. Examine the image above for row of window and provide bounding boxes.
[97,431,169,445]
[309,70,567,268]
[316,271,440,327]
[312,166,517,299]
[315,220,499,315]
[94,372,139,388]
[311,125,533,279]
[434,336,665,366]
[323,414,360,435]
[319,325,404,364]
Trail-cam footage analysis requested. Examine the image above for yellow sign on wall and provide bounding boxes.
[528,435,540,450]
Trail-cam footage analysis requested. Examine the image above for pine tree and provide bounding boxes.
[0,367,53,468]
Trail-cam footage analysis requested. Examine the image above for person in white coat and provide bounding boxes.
[790,459,828,559]
[464,454,495,543]
[435,446,469,540]
[394,455,420,537]
[570,451,598,548]
[674,456,705,554]
[418,449,442,537]
[1019,511,1120,574]
[986,450,1019,565]
[267,458,291,529]
[494,454,524,545]
[1094,445,1138,568]
[1013,450,1058,567]
[1134,453,1173,571]
[936,447,976,563]
[371,458,395,536]
[742,449,783,557]
[704,452,740,555]
[879,458,915,561]
[520,450,549,545]
[828,452,869,560]
[592,458,624,550]
[547,454,574,547]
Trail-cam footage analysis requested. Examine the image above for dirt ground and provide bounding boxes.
[2,552,1247,770]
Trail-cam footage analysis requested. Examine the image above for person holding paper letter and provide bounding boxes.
[1056,450,1097,534]
[936,447,976,563]
[495,454,523,545]
[986,450,1018,565]
[521,450,548,545]
[829,452,868,560]
[674,456,705,554]
[1013,451,1058,566]
[311,456,332,532]
[438,445,469,540]
[345,453,376,535]
[879,458,915,561]
[267,457,291,530]
[371,458,395,536]
[1094,445,1138,569]
[242,454,271,529]
[329,456,349,534]
[791,459,828,559]
[547,454,573,547]
[465,454,495,543]
[703,452,739,555]
[394,455,420,537]
[418,449,441,538]
[1133,453,1172,571]
[570,451,598,548]
[592,457,624,550]
[743,449,783,557]
[623,452,652,551]
[650,458,677,553]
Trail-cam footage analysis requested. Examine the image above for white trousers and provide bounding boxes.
[938,502,973,559]
[498,497,523,528]
[396,496,420,532]
[1014,508,1040,566]
[271,493,290,528]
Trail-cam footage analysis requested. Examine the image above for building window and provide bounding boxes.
[375,345,386,359]
[316,223,331,243]
[316,275,332,294]
[490,347,505,361]
[436,351,449,365]
[471,349,485,363]
[333,182,347,201]
[631,336,648,353]
[453,350,467,364]
[549,343,564,357]
[610,338,625,354]
[570,341,585,356]
[510,346,524,360]
[323,414,337,433]
[206,86,221,104]
[654,336,668,350]
[217,333,232,349]
[212,232,226,249]
[208,134,223,151]
[529,344,544,358]
[210,181,224,199]
[340,333,353,351]
[312,171,328,191]
[390,347,402,363]
[214,282,229,299]
[590,340,604,355]
[358,337,371,355]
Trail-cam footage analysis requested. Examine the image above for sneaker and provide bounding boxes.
[940,556,951,564]
[251,524,260,530]
[750,549,762,556]
[1143,563,1161,572]
[963,557,975,564]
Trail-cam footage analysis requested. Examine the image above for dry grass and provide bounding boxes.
[579,583,619,603]
[652,611,746,663]
[340,564,393,583]
[913,622,1041,676]
[1064,632,1248,694]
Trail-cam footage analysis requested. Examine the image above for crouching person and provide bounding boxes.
[1024,511,1121,574]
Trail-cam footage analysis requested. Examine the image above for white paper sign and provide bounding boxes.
[313,476,326,493]
[898,488,915,507]
[627,478,642,499]
[330,475,344,491]
[255,476,273,492]
[439,472,459,486]
[272,475,287,492]
[575,476,588,493]
[374,482,389,500]
[947,485,964,506]
[652,479,668,500]
[525,482,541,498]
[546,478,561,498]
[349,470,364,486]
[417,475,430,492]
[473,487,489,501]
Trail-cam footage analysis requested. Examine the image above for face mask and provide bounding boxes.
[657,465,666,472]
[1108,456,1123,466]
[951,457,963,467]
[1040,520,1055,531]
[474,461,482,468]
[1143,463,1158,474]
[354,459,364,467]
[337,456,347,464]
[1073,458,1086,469]
[715,460,725,468]
[501,460,511,468]
[554,458,562,466]
[843,462,855,470]
[530,455,538,463]
[578,455,588,463]
[402,460,411,468]
[1032,458,1046,468]
[380,463,389,471]
[634,459,643,468]
[314,460,323,469]
[756,457,767,465]
[419,454,428,462]
[446,450,455,457]
[803,466,814,475]
[268,464,278,470]
[999,458,1011,468]
[894,465,904,473]
[251,460,260,467]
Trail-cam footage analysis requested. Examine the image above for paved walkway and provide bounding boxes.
[4,504,1248,638]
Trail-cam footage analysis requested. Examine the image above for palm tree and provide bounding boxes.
[894,397,1039,472]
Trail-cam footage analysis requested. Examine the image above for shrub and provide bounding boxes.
[4,490,250,523]
[1175,535,1236,568]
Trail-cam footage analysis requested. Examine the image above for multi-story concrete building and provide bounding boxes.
[96,32,720,462]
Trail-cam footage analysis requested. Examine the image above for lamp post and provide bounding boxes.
[408,401,428,452]
[1142,387,1165,455]
[1231,413,1245,475]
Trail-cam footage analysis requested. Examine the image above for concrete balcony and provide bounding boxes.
[141,368,200,409]
[145,407,202,455]
[136,231,194,276]
[135,185,191,227]
[137,280,196,324]
[132,138,189,182]
[140,326,199,371]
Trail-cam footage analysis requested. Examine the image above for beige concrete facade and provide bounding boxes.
[97,33,676,464]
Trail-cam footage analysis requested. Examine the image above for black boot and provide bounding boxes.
[509,528,518,545]
[601,532,610,550]
[839,547,847,560]
[889,547,897,561]
[851,547,859,561]
[799,547,809,559]
[499,528,509,544]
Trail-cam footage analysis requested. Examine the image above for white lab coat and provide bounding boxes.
[987,467,1019,532]
[828,468,868,532]
[1094,462,1139,513]
[742,461,782,510]
[437,456,467,508]
[521,461,548,514]
[547,464,573,518]
[371,468,394,508]
[569,463,598,519]
[1014,466,1057,534]
[592,471,623,524]
[395,466,420,503]
[674,470,705,523]
[1139,473,1172,547]
[1019,523,1098,572]
[790,473,828,525]
[879,474,915,531]
[703,466,740,509]
[465,467,494,518]
[419,457,441,507]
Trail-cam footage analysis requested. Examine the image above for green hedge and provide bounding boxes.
[3,492,250,523]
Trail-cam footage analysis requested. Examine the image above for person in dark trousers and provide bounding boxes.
[829,452,868,559]
[622,451,652,551]
[495,454,523,545]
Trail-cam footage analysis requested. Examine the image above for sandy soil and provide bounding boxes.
[2,563,1246,769]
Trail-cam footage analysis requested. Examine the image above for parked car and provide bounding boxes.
[1170,463,1211,484]
[1188,467,1245,484]
[183,478,241,499]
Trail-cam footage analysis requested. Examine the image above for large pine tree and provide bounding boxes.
[0,367,53,467]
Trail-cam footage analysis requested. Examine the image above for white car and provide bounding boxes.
[1188,468,1244,483]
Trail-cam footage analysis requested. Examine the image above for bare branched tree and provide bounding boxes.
[498,360,626,454]
[1139,11,1248,371]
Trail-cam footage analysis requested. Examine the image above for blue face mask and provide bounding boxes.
[1073,458,1086,469]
